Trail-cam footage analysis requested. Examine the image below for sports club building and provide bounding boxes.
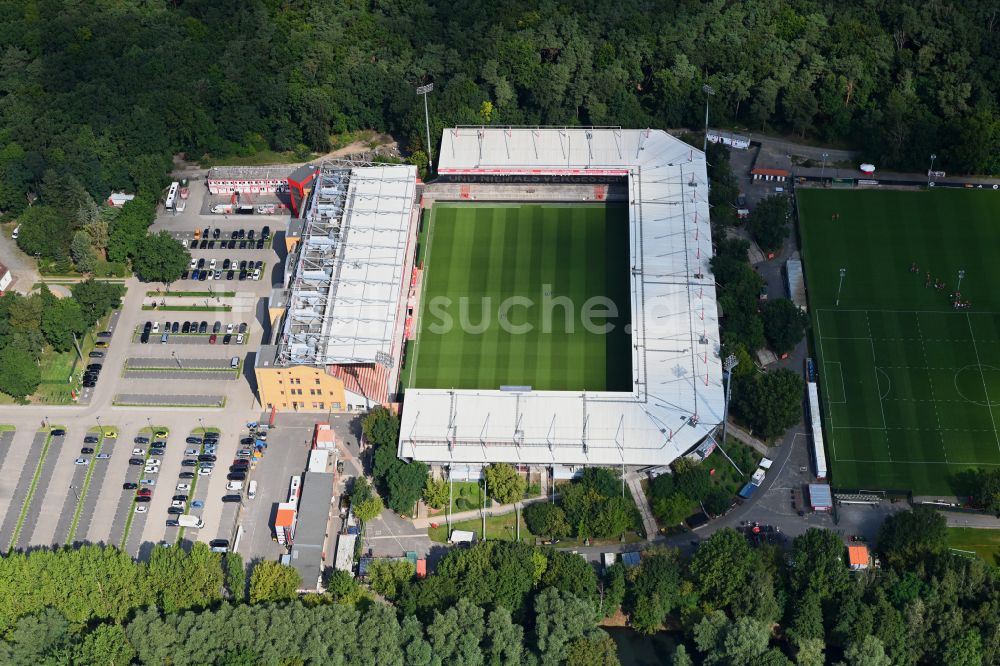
[398,127,725,472]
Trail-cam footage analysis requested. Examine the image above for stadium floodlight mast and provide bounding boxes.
[928,153,937,186]
[821,152,829,179]
[702,84,715,154]
[717,354,745,477]
[836,268,847,306]
[957,269,966,292]
[416,83,434,174]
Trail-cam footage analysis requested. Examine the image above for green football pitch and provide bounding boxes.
[410,202,632,392]
[798,188,1000,494]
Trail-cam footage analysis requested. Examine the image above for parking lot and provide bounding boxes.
[0,174,309,559]
[0,419,269,556]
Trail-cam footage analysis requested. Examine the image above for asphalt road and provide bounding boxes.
[71,434,118,544]
[15,430,65,550]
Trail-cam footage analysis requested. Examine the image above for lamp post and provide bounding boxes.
[702,84,716,154]
[717,355,745,476]
[836,268,847,306]
[172,351,182,369]
[416,83,435,174]
[957,269,966,293]
[821,152,829,180]
[928,153,937,186]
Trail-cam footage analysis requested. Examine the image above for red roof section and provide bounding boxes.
[328,363,389,404]
[847,545,869,566]
[751,167,791,177]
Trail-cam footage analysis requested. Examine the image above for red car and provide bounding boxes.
[209,334,217,344]
[137,489,152,497]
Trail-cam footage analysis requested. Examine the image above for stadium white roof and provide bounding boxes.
[276,163,417,366]
[399,127,725,468]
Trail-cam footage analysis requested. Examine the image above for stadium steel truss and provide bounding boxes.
[275,161,417,369]
[398,127,726,469]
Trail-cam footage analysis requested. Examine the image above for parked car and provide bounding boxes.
[179,471,196,479]
[88,351,104,358]
[209,334,217,344]
[167,506,184,515]
[80,447,94,454]
[209,539,229,548]
[122,482,138,490]
[172,321,179,333]
[74,458,89,465]
[239,322,248,334]
[129,458,144,465]
[223,334,232,345]
[227,471,247,481]
[84,435,99,443]
[199,321,208,334]
[221,495,241,503]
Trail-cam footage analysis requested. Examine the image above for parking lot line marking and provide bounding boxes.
[8,430,55,552]
[67,429,110,542]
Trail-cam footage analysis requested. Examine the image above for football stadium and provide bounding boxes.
[398,127,725,471]
[799,188,1000,494]
[257,127,725,474]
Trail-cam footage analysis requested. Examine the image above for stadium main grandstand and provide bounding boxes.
[257,127,725,474]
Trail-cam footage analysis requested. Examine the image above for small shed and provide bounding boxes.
[808,483,834,512]
[621,552,641,569]
[847,545,871,570]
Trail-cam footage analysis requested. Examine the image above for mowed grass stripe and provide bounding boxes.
[413,203,632,391]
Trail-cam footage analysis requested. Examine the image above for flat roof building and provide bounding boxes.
[255,162,419,414]
[288,472,335,592]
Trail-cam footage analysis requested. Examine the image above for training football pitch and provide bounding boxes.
[799,189,1000,494]
[410,202,632,392]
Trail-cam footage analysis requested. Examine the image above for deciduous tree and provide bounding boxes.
[484,463,527,504]
[132,231,189,283]
[761,298,808,354]
[248,561,301,604]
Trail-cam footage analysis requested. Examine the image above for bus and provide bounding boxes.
[165,182,179,210]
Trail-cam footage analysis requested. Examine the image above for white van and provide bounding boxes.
[247,480,257,500]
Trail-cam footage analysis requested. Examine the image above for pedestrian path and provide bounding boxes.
[411,494,550,529]
[625,472,657,538]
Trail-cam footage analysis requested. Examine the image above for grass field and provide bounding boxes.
[947,527,1000,565]
[411,203,632,391]
[799,189,1000,494]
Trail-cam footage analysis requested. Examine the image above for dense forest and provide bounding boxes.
[0,507,995,665]
[1,0,999,219]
